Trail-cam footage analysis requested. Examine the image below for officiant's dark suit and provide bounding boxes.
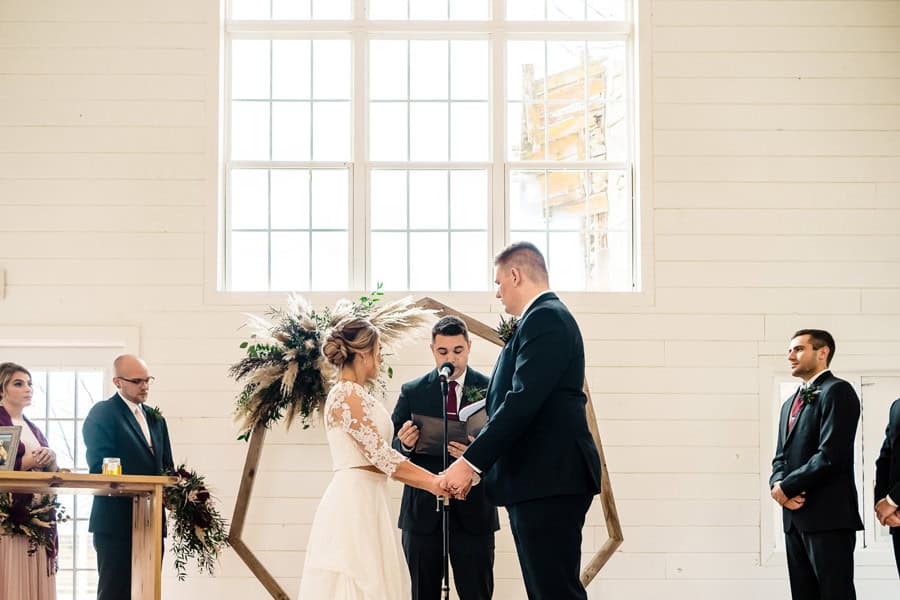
[770,330,863,600]
[83,356,174,600]
[461,245,602,600]
[392,363,498,600]
[875,397,900,576]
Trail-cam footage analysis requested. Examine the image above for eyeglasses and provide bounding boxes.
[117,376,155,386]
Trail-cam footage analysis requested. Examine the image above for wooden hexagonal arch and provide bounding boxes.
[228,297,623,598]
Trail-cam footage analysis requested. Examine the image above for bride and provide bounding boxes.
[299,316,446,599]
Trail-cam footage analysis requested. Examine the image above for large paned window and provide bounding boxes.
[224,0,635,291]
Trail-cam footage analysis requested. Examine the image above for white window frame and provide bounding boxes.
[207,0,655,308]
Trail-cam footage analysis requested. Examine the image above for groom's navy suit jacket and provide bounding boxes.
[875,397,900,535]
[392,368,499,535]
[770,371,864,534]
[464,292,601,507]
[83,393,175,538]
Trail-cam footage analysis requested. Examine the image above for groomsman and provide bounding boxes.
[875,397,900,576]
[770,329,863,600]
[83,355,175,600]
[392,316,499,600]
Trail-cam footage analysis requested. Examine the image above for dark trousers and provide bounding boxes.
[784,525,857,600]
[402,528,495,600]
[893,533,900,579]
[93,533,131,600]
[507,493,593,600]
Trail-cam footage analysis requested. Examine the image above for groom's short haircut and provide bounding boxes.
[792,328,836,366]
[432,315,469,342]
[495,241,549,285]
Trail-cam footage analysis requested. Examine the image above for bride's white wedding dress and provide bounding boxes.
[298,380,411,599]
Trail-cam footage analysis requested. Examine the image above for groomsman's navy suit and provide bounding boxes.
[875,397,900,577]
[770,371,863,600]
[464,292,602,600]
[392,367,499,600]
[83,393,174,600]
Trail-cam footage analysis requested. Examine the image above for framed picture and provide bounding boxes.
[0,426,22,471]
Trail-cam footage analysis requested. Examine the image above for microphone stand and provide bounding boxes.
[436,376,451,600]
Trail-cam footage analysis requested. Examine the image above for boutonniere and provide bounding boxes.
[145,405,163,423]
[799,386,820,406]
[496,315,518,344]
[462,387,487,406]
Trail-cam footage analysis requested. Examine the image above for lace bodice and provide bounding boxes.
[324,380,406,477]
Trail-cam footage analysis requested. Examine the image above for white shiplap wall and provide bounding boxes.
[1,1,899,598]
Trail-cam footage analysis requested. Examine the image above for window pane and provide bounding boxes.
[449,170,488,229]
[450,102,488,161]
[410,41,448,100]
[231,232,269,290]
[30,371,48,419]
[232,0,271,19]
[510,169,631,290]
[77,371,103,420]
[48,372,75,420]
[231,169,269,229]
[410,102,448,161]
[370,41,408,100]
[588,0,625,21]
[273,0,312,19]
[371,232,408,290]
[271,169,310,229]
[232,40,270,99]
[507,41,545,102]
[410,0,448,20]
[410,232,448,290]
[371,170,408,229]
[450,41,488,100]
[272,102,311,161]
[311,170,348,229]
[450,0,490,20]
[507,0,545,20]
[231,101,270,160]
[548,0,586,21]
[451,232,488,290]
[271,232,310,290]
[312,101,350,160]
[312,0,351,19]
[311,232,348,289]
[48,420,76,470]
[370,102,409,160]
[313,40,350,99]
[273,40,311,99]
[409,170,448,229]
[369,0,408,19]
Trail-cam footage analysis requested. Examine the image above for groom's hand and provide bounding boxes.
[442,459,475,499]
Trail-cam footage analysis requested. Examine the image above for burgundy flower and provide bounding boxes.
[177,468,191,479]
[196,490,210,503]
[9,502,31,526]
[192,510,212,529]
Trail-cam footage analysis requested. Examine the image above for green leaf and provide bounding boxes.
[239,341,248,349]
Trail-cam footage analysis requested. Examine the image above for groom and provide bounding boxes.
[440,241,602,600]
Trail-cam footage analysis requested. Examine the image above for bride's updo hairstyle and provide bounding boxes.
[322,318,379,369]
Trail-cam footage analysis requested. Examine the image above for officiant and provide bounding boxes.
[391,315,499,600]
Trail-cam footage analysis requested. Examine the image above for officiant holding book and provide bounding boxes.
[391,315,499,600]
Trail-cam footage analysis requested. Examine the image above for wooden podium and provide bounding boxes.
[0,471,177,600]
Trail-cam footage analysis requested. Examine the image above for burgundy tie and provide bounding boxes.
[447,380,459,421]
[788,387,804,433]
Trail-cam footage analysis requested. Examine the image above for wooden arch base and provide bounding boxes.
[228,298,623,598]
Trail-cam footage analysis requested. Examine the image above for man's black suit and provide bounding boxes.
[83,393,174,600]
[463,292,602,600]
[875,397,900,577]
[392,368,499,600]
[770,371,863,600]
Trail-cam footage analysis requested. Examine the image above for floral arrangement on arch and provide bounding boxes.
[0,492,69,575]
[164,464,229,581]
[229,284,435,441]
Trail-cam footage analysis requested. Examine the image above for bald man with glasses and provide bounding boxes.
[83,354,174,600]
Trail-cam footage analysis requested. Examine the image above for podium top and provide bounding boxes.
[0,471,177,497]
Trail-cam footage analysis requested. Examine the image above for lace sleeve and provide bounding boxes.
[327,383,406,477]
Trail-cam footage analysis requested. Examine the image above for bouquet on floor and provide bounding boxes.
[164,464,229,581]
[229,284,435,441]
[0,492,69,575]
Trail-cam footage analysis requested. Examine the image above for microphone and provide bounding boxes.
[437,362,455,381]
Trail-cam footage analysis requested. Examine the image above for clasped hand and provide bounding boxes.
[771,481,806,511]
[875,498,900,528]
[435,456,478,501]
